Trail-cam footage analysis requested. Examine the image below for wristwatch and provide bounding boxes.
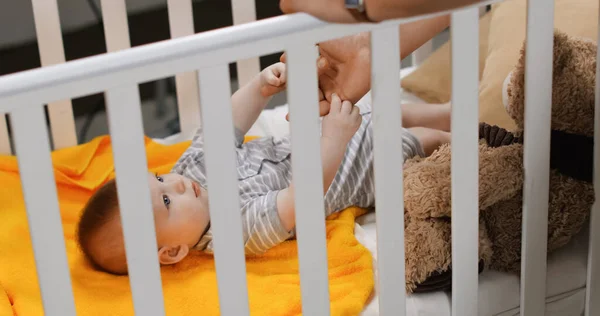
[345,0,371,21]
[345,0,365,12]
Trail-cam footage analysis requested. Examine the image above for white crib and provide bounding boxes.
[0,0,598,315]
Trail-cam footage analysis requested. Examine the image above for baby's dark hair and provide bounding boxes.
[76,179,126,274]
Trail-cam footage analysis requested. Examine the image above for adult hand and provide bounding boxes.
[279,0,370,24]
[281,33,372,120]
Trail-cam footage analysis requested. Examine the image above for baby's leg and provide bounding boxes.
[402,102,451,132]
[407,127,451,156]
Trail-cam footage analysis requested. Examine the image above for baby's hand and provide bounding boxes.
[260,62,287,97]
[321,94,362,143]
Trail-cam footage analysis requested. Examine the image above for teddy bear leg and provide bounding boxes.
[406,217,493,293]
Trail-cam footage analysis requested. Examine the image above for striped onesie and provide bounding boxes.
[171,110,424,255]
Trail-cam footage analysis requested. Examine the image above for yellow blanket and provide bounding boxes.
[0,136,374,316]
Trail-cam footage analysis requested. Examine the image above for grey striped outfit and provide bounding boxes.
[171,111,424,255]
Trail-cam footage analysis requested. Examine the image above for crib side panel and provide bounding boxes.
[286,42,331,315]
[520,0,555,314]
[370,26,407,316]
[197,65,250,316]
[231,0,262,88]
[585,4,600,315]
[450,8,480,316]
[168,0,203,137]
[30,0,78,149]
[11,105,75,315]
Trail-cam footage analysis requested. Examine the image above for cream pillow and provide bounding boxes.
[401,12,492,104]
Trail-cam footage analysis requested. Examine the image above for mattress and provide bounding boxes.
[356,213,588,316]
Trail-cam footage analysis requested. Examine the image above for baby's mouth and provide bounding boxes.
[191,181,201,198]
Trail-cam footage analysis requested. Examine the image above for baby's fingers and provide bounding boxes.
[330,93,342,112]
[264,71,281,86]
[351,104,361,116]
[341,100,353,114]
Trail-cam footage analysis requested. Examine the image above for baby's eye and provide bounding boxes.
[156,175,164,182]
[162,195,171,208]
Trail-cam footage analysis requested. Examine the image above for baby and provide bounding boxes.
[77,62,451,275]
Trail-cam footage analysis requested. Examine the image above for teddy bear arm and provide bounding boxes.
[478,143,524,210]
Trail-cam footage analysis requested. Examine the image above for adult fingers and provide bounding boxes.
[317,56,330,76]
[279,0,300,14]
[319,99,330,117]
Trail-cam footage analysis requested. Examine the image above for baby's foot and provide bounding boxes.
[402,102,451,132]
[407,127,451,156]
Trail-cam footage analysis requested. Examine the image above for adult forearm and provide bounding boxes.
[366,0,481,21]
[399,15,450,60]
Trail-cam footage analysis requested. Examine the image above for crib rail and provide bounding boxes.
[450,8,480,315]
[30,0,78,150]
[1,0,598,315]
[167,0,203,138]
[586,2,600,315]
[521,0,555,314]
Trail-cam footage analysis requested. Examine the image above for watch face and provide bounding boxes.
[345,0,360,8]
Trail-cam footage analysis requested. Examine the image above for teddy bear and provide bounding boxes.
[403,29,596,293]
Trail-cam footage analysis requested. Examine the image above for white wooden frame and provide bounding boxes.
[0,0,598,315]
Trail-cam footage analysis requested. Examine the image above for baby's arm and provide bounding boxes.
[230,62,287,136]
[277,94,362,230]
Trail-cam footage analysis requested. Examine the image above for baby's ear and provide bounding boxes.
[157,245,189,265]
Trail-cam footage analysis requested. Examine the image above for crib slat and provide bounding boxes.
[11,105,75,316]
[197,64,250,315]
[167,0,203,137]
[520,0,554,315]
[100,0,131,52]
[286,43,330,315]
[450,8,480,316]
[231,0,262,87]
[370,26,406,316]
[104,85,165,315]
[585,6,600,315]
[0,115,10,155]
[31,0,77,149]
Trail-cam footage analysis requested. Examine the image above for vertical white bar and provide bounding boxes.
[520,0,554,315]
[231,0,261,87]
[31,0,77,149]
[0,115,10,155]
[11,106,75,316]
[167,0,203,136]
[286,43,330,315]
[450,8,480,316]
[100,0,132,52]
[371,26,406,316]
[197,65,250,316]
[585,3,600,315]
[105,85,165,316]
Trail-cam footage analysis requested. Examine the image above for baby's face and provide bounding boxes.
[148,173,210,251]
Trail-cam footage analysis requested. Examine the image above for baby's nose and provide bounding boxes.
[175,179,186,194]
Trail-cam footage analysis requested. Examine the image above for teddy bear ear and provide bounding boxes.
[503,29,596,136]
